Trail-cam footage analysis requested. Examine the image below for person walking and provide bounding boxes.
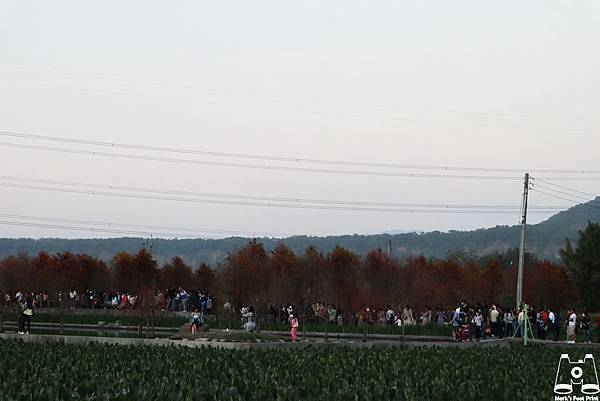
[290,313,299,343]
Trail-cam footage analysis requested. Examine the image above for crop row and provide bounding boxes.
[0,340,567,401]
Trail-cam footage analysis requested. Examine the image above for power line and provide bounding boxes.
[3,80,467,125]
[0,213,288,237]
[0,141,530,180]
[0,175,566,211]
[5,65,600,125]
[0,219,224,238]
[531,189,600,210]
[2,130,600,175]
[534,179,599,198]
[533,183,600,205]
[0,181,563,215]
[6,80,598,138]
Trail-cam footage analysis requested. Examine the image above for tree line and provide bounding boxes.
[4,230,595,313]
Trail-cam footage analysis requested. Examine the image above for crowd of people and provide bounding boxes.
[3,288,216,313]
[4,289,599,343]
[234,301,600,344]
[446,300,598,343]
[3,290,139,310]
[156,288,215,314]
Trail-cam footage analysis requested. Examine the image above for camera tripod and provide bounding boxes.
[513,303,536,345]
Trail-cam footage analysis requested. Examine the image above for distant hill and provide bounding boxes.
[1,198,599,266]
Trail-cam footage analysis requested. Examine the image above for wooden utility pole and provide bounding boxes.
[516,173,529,312]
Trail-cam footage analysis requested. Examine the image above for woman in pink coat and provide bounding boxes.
[290,313,299,342]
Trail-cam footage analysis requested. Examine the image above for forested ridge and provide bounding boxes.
[1,198,599,265]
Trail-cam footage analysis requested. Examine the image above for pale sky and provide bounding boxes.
[0,1,599,239]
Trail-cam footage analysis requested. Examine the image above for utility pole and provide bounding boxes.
[516,173,530,312]
[386,239,393,307]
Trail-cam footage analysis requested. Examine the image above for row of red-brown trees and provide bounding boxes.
[0,249,214,298]
[0,241,575,313]
[217,241,575,313]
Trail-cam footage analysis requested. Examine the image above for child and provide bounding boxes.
[290,313,299,342]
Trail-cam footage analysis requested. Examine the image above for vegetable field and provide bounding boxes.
[0,340,566,401]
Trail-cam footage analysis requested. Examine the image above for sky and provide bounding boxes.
[0,1,599,239]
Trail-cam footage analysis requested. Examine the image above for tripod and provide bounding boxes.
[513,303,536,345]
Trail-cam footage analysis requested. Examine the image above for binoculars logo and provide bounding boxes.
[554,354,600,395]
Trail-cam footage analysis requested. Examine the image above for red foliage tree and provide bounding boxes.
[524,260,574,310]
[220,240,269,310]
[296,246,327,304]
[363,249,399,308]
[160,256,193,289]
[268,243,298,305]
[325,246,363,311]
[194,263,215,294]
[111,249,158,294]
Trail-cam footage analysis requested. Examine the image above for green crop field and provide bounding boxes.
[0,339,571,401]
